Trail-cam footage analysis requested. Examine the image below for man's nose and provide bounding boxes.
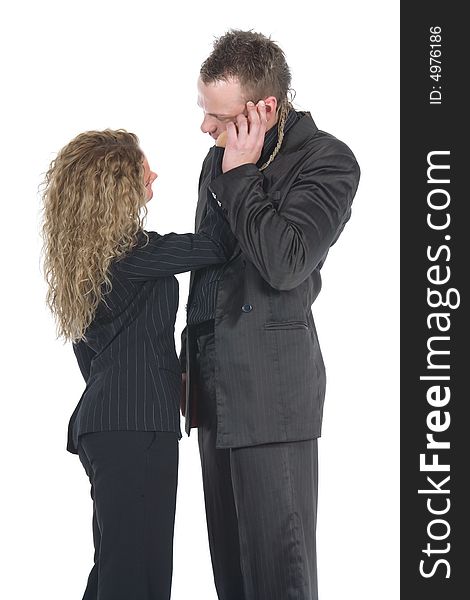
[200,114,217,135]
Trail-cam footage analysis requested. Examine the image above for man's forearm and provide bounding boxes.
[210,152,360,291]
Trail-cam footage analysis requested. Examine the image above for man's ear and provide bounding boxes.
[263,96,278,124]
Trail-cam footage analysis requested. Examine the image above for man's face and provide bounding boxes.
[197,76,247,140]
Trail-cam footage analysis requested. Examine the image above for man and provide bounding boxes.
[180,30,360,600]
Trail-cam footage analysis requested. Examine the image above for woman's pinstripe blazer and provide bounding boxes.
[66,196,234,454]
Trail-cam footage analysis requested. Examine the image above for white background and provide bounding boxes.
[0,1,399,598]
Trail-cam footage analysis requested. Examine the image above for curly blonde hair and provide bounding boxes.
[41,129,148,342]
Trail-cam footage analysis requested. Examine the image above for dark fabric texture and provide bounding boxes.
[77,430,179,600]
[66,192,235,454]
[195,325,319,600]
[181,112,360,447]
[187,109,299,325]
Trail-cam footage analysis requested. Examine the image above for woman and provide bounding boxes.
[41,127,261,600]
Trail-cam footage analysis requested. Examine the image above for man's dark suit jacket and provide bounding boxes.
[66,197,234,454]
[182,112,360,448]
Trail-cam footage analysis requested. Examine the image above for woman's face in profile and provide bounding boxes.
[142,156,157,202]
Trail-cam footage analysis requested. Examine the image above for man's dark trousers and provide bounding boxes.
[194,320,319,600]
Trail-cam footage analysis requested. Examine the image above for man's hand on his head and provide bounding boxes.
[221,101,267,173]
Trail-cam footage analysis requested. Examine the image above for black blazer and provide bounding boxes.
[67,195,234,454]
[182,113,360,448]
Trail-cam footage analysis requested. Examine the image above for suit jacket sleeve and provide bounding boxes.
[72,340,97,381]
[115,195,234,281]
[209,141,360,291]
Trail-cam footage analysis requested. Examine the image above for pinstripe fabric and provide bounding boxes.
[196,323,318,600]
[187,110,299,325]
[186,146,224,325]
[182,112,360,447]
[66,195,235,454]
[229,439,318,600]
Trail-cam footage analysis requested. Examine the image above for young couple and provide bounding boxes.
[42,30,360,600]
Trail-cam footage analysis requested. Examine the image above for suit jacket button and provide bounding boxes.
[242,304,253,313]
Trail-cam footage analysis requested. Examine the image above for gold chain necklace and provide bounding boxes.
[259,103,289,171]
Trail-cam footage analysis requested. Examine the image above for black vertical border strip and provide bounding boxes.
[401,4,467,599]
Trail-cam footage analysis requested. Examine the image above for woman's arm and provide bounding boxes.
[114,195,235,281]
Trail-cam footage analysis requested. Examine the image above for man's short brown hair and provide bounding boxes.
[200,29,292,107]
